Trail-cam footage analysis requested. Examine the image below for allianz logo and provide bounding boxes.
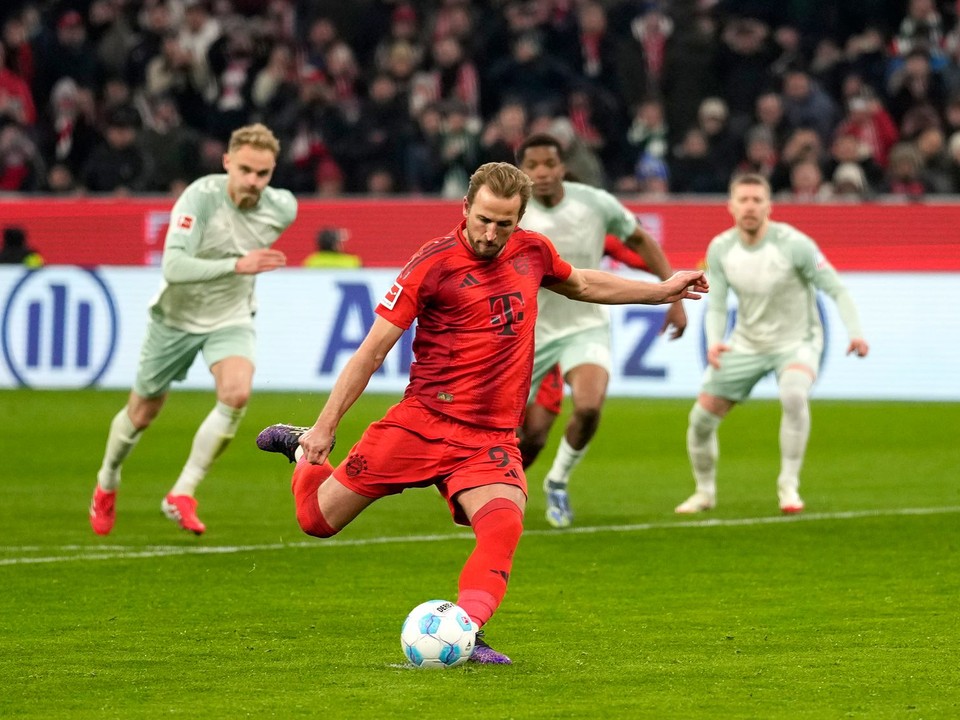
[1,267,118,388]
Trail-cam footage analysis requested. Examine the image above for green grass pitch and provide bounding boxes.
[1,389,958,719]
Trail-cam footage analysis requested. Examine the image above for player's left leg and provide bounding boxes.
[777,366,815,513]
[163,355,253,534]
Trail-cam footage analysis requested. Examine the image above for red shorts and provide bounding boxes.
[332,396,527,526]
[533,364,564,415]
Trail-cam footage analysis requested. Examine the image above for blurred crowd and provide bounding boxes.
[3,0,960,200]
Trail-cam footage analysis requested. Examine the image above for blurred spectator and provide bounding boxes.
[696,97,739,182]
[826,132,884,191]
[39,78,101,178]
[126,0,176,90]
[770,127,825,192]
[302,227,361,268]
[251,42,297,116]
[735,126,778,181]
[484,32,572,117]
[35,10,99,104]
[947,130,960,191]
[882,141,931,198]
[88,0,137,80]
[891,0,948,63]
[716,16,776,122]
[81,105,151,193]
[915,126,953,192]
[340,73,409,192]
[409,35,479,119]
[43,162,79,194]
[669,127,725,193]
[2,14,36,86]
[615,4,673,111]
[833,91,899,167]
[405,102,445,193]
[436,100,480,198]
[568,1,620,101]
[0,122,44,191]
[373,5,424,75]
[545,115,604,189]
[0,225,43,267]
[887,49,947,126]
[479,99,527,164]
[634,152,670,197]
[302,17,339,76]
[141,94,202,193]
[781,68,839,144]
[620,98,669,184]
[177,0,220,97]
[778,158,830,201]
[830,162,870,200]
[661,8,718,145]
[0,40,36,126]
[749,91,791,152]
[206,25,256,140]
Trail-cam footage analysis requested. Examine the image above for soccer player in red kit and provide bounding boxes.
[256,162,708,664]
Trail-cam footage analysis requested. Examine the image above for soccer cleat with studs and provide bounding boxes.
[161,494,206,535]
[544,480,573,528]
[89,486,117,536]
[256,424,310,463]
[469,630,512,665]
[675,490,716,514]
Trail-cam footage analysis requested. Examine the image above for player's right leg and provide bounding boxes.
[542,361,608,528]
[677,394,731,514]
[91,391,166,535]
[518,363,563,468]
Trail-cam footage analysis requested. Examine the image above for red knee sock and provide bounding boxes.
[291,459,338,538]
[457,498,524,629]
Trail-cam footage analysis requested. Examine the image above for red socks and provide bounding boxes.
[457,498,524,629]
[291,459,338,538]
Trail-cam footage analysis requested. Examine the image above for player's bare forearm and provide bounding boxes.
[302,317,405,464]
[625,228,673,281]
[553,268,707,305]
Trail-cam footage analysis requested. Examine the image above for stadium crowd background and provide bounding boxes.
[2,0,960,201]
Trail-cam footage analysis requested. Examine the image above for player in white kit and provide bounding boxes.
[516,133,687,528]
[90,123,296,535]
[676,173,869,515]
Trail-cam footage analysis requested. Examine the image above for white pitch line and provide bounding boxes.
[2,505,959,567]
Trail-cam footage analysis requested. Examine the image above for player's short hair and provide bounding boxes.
[228,123,280,157]
[729,172,771,196]
[466,162,533,218]
[515,133,565,165]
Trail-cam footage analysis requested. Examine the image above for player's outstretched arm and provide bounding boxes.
[299,316,405,466]
[550,268,708,305]
[235,248,287,274]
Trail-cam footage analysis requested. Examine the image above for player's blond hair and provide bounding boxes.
[467,162,533,218]
[729,172,771,196]
[228,123,281,157]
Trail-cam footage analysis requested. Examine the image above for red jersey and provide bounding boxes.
[376,220,572,430]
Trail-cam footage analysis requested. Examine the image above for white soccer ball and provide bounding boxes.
[400,600,476,668]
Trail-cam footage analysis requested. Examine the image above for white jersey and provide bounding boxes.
[705,221,863,354]
[149,175,297,333]
[521,181,637,344]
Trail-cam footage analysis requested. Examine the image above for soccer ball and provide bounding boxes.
[401,600,476,668]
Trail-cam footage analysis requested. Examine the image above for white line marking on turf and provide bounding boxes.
[2,505,958,567]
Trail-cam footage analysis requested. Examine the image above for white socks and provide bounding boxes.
[543,436,587,491]
[777,369,813,495]
[97,409,143,491]
[686,403,722,497]
[170,401,246,497]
